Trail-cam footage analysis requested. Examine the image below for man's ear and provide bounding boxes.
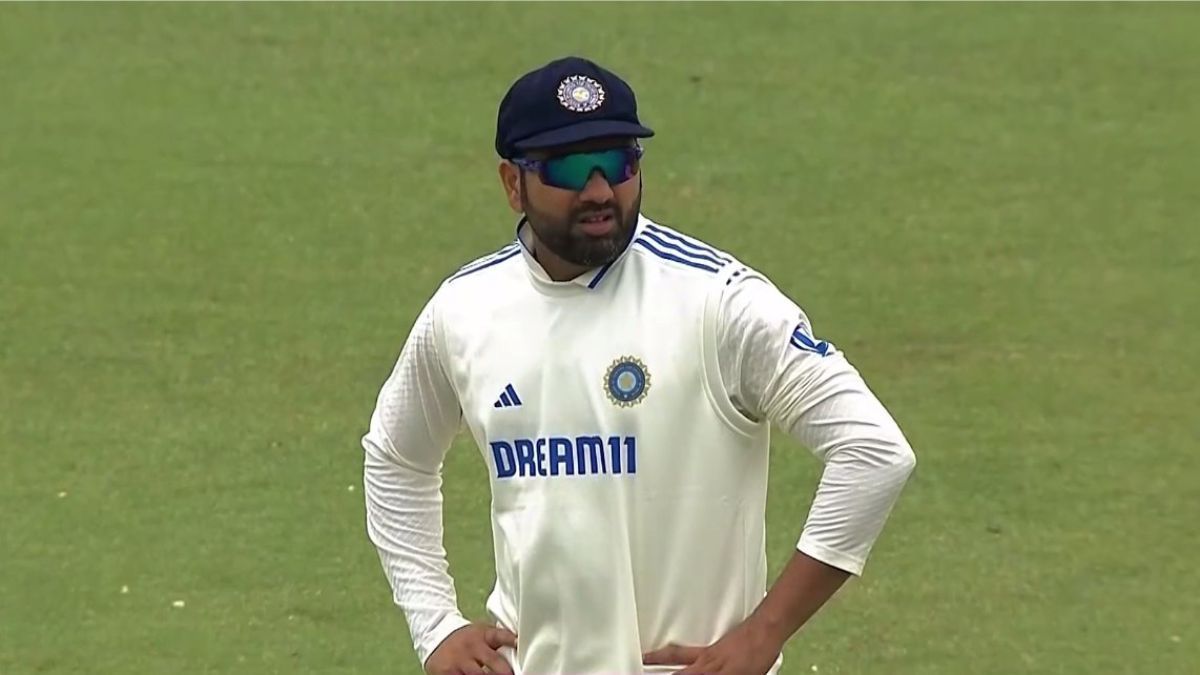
[498,161,522,213]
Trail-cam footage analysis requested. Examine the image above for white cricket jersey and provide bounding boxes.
[362,214,916,673]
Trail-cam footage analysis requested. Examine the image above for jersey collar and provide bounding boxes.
[515,214,645,290]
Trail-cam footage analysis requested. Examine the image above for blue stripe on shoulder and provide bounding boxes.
[638,230,728,267]
[448,246,521,282]
[455,242,519,275]
[643,224,732,263]
[633,238,721,274]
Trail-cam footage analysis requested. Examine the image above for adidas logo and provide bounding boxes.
[493,383,523,409]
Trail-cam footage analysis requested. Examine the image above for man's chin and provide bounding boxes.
[576,237,628,267]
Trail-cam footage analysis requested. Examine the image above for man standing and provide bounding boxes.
[362,56,916,675]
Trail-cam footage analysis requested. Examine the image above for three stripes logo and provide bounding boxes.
[493,383,523,409]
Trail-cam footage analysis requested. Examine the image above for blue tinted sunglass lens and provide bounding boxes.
[543,148,639,190]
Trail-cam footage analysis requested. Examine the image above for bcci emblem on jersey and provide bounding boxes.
[605,356,650,407]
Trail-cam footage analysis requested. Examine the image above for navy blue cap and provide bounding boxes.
[495,56,655,159]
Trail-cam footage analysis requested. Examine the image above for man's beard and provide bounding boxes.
[521,179,642,269]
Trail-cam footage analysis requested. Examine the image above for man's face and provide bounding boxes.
[517,137,643,269]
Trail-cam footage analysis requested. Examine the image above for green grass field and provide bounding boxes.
[3,3,1198,674]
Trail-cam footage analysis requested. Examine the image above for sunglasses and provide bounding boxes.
[512,146,644,192]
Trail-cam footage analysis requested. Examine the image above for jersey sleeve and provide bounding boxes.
[361,294,471,665]
[713,272,917,575]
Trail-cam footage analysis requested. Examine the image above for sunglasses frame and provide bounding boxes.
[512,144,644,191]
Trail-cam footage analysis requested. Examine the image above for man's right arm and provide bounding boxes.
[361,297,472,666]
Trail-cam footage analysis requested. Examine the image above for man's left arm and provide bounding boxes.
[645,272,916,673]
[748,308,917,642]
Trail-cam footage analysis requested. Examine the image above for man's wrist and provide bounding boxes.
[745,603,796,651]
[418,612,473,667]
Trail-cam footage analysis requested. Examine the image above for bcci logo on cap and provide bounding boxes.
[604,356,650,407]
[557,75,605,113]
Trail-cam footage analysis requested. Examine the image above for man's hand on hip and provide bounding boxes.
[642,617,783,675]
[425,624,517,675]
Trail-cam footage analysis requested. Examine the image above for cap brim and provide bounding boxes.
[512,119,654,154]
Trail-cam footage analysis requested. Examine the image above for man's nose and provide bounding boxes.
[578,170,615,202]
